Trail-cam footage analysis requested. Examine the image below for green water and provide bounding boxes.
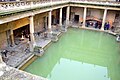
[25,28,120,80]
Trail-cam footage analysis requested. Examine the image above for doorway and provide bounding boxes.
[74,15,79,23]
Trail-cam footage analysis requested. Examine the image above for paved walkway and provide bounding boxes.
[0,38,33,68]
[2,38,51,68]
[1,29,61,68]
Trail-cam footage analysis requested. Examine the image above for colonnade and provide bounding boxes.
[28,6,70,51]
[82,7,108,30]
[8,6,108,52]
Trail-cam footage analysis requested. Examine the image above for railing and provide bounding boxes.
[0,0,120,15]
[70,0,120,6]
[0,0,70,14]
[0,0,49,12]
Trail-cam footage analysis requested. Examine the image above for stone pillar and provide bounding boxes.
[48,10,52,30]
[59,8,63,26]
[66,6,70,27]
[10,30,14,46]
[29,15,36,52]
[101,9,107,30]
[0,55,3,63]
[82,7,87,28]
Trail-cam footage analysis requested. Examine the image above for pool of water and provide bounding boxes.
[25,28,120,80]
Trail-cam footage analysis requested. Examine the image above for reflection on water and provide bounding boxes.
[47,58,110,80]
[25,28,120,80]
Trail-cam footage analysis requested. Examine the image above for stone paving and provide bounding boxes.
[0,63,47,80]
[35,26,61,48]
[35,38,51,48]
[35,31,61,48]
[0,38,33,68]
[1,37,51,68]
[69,21,82,28]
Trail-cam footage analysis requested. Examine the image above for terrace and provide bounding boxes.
[0,0,120,16]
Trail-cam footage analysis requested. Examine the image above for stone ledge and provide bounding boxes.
[0,63,47,80]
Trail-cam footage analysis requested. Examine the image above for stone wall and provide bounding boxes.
[34,10,57,33]
[34,12,48,33]
[71,6,116,27]
[87,8,103,19]
[106,10,116,27]
[0,32,7,49]
[71,7,104,22]
[71,7,84,22]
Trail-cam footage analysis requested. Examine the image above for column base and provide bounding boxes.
[101,28,104,31]
[48,28,52,32]
[59,24,62,27]
[29,44,33,52]
[82,26,85,28]
[29,42,36,52]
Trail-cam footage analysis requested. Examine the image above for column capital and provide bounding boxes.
[49,9,52,12]
[104,8,108,10]
[29,13,35,18]
[104,8,108,12]
[60,7,63,9]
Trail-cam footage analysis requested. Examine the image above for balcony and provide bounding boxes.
[0,0,69,16]
[0,0,120,16]
[70,0,120,7]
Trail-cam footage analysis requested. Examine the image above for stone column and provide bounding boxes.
[82,7,87,28]
[66,6,70,27]
[0,55,3,63]
[48,10,52,31]
[59,7,63,26]
[101,9,107,30]
[10,29,15,46]
[29,15,36,52]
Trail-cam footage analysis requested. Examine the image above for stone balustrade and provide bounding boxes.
[0,0,69,14]
[0,0,50,12]
[70,0,120,6]
[0,0,120,15]
[0,1,30,11]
